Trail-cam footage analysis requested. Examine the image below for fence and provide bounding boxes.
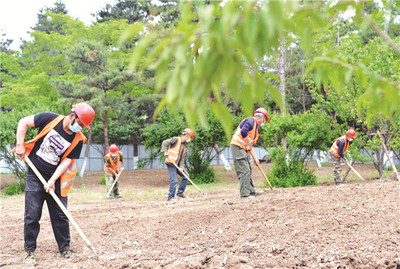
[1,144,399,173]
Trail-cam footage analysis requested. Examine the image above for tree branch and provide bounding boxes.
[390,146,400,161]
[361,9,400,55]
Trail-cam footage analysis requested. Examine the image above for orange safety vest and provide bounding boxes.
[165,138,186,165]
[329,135,350,158]
[11,115,87,197]
[104,152,120,172]
[230,118,259,154]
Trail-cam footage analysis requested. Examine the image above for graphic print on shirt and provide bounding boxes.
[36,129,71,165]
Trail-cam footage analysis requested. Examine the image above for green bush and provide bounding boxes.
[267,147,317,188]
[99,175,106,185]
[3,180,26,196]
[187,151,216,184]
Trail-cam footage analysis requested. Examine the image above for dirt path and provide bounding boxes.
[1,165,399,268]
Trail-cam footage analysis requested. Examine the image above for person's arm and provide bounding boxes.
[45,158,73,193]
[162,138,177,160]
[105,159,118,176]
[240,118,255,151]
[250,147,259,166]
[119,152,124,172]
[15,115,35,159]
[177,150,185,171]
[107,167,118,176]
[337,139,345,159]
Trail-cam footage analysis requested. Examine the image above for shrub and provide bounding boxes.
[99,175,106,185]
[187,151,216,184]
[3,180,26,196]
[267,147,317,188]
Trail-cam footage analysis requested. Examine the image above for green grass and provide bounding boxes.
[124,190,133,198]
[343,176,360,183]
[98,175,106,185]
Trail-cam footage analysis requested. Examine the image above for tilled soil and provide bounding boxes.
[1,164,399,268]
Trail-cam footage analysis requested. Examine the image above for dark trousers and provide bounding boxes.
[24,190,70,253]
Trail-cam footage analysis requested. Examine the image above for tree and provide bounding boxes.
[53,39,134,153]
[0,31,15,54]
[260,109,334,187]
[95,0,180,26]
[141,108,230,183]
[0,107,49,183]
[307,13,400,178]
[95,0,150,23]
[128,1,399,137]
[31,0,69,35]
[308,2,400,121]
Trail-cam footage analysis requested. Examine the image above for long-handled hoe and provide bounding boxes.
[168,158,206,195]
[345,161,365,181]
[250,151,273,190]
[24,155,97,256]
[106,171,122,198]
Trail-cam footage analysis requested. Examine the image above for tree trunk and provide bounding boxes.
[342,160,354,182]
[79,126,92,177]
[378,131,400,181]
[391,146,400,161]
[213,144,232,171]
[103,109,109,154]
[279,35,287,151]
[377,149,384,179]
[301,56,306,113]
[279,35,286,116]
[314,151,321,168]
[133,134,139,169]
[372,149,383,179]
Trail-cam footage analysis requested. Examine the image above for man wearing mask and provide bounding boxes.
[329,129,357,185]
[161,128,194,201]
[104,144,124,198]
[13,103,95,264]
[230,108,269,198]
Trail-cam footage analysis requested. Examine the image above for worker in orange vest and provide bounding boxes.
[13,103,95,264]
[104,144,124,198]
[329,129,356,185]
[230,108,269,198]
[162,128,194,201]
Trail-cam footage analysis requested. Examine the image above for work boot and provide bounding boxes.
[250,191,264,197]
[241,195,256,199]
[23,252,35,264]
[167,197,177,202]
[177,193,186,198]
[59,249,75,259]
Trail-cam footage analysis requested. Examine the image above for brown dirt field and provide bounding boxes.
[1,164,399,268]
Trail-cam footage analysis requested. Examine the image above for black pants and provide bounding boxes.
[24,175,70,253]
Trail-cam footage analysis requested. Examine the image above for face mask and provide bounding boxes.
[186,138,191,143]
[260,122,265,127]
[111,153,117,157]
[69,122,82,133]
[348,138,353,142]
